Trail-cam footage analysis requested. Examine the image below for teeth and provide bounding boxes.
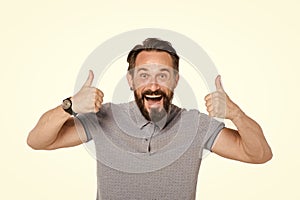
[145,95,161,98]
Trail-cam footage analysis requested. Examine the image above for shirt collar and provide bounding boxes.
[129,101,150,129]
[129,101,170,130]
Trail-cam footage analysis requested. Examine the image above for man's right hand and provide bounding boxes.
[72,70,104,113]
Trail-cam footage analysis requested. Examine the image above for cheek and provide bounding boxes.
[161,79,177,90]
[133,79,148,90]
[134,87,144,98]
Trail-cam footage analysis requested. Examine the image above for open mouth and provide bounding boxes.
[144,94,163,102]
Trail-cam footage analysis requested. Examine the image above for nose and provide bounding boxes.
[149,82,160,91]
[145,75,160,91]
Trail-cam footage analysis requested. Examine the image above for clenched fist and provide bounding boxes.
[204,75,241,120]
[72,70,104,113]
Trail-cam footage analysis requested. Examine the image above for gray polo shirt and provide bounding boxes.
[77,101,224,200]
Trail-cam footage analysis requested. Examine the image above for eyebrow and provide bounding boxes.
[136,67,172,73]
[136,67,149,73]
[159,68,171,73]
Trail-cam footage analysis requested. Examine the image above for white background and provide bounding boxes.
[0,0,299,199]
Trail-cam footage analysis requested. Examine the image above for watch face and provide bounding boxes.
[62,99,72,110]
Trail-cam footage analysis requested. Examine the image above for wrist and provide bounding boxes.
[231,108,245,123]
[62,97,78,116]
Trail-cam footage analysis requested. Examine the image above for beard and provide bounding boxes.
[134,89,174,123]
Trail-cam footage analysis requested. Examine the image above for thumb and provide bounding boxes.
[83,70,94,87]
[215,75,225,92]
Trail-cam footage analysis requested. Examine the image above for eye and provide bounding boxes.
[160,74,166,78]
[139,73,149,79]
[158,73,168,81]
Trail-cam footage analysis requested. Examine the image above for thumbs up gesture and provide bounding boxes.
[204,75,240,120]
[72,70,104,113]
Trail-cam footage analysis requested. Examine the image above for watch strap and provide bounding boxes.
[63,97,78,116]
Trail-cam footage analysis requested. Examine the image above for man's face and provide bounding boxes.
[127,51,179,122]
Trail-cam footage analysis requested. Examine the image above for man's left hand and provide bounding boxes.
[204,75,242,121]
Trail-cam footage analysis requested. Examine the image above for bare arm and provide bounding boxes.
[205,75,272,163]
[27,106,86,150]
[211,113,272,164]
[27,70,104,150]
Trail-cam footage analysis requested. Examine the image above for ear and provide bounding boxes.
[126,72,134,90]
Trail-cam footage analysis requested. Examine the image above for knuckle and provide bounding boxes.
[207,106,212,112]
[205,101,209,106]
[93,95,98,101]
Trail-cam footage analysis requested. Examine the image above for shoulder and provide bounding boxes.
[96,102,133,119]
[95,102,130,114]
[174,105,205,119]
[176,106,223,126]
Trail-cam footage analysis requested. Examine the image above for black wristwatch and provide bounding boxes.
[62,97,78,116]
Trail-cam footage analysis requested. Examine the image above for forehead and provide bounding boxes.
[134,63,174,73]
[135,51,173,67]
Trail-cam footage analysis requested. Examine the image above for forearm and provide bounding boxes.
[27,105,71,150]
[232,109,272,163]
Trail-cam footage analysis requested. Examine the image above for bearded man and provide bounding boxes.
[27,38,272,200]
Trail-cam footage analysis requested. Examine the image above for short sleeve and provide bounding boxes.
[203,120,224,151]
[76,114,93,142]
[75,103,111,143]
[198,113,225,151]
